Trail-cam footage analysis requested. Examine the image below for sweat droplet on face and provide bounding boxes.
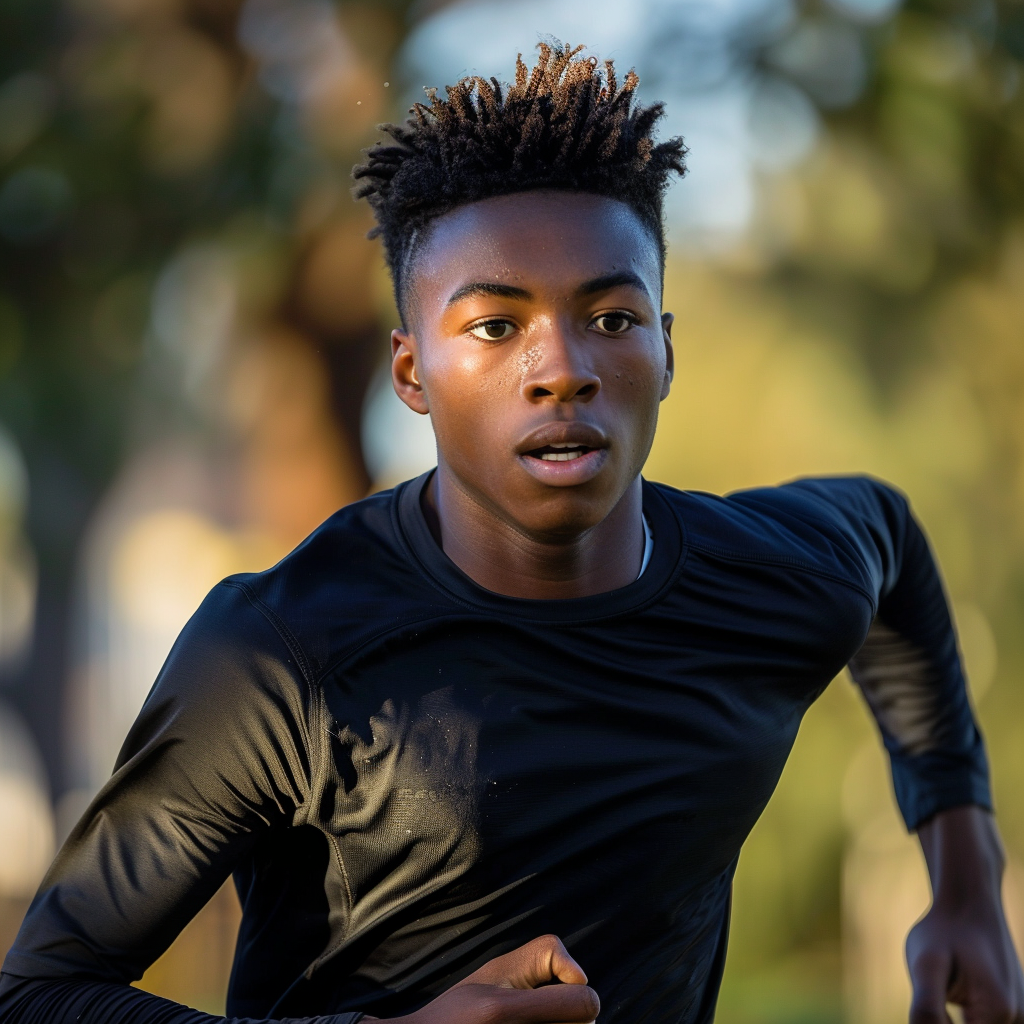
[517,345,542,386]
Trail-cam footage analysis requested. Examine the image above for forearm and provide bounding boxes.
[918,804,1005,910]
[0,976,363,1024]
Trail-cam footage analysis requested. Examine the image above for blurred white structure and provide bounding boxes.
[64,451,262,811]
[63,235,360,832]
[0,427,51,899]
[62,245,251,825]
[0,703,53,898]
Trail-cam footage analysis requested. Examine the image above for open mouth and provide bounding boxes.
[525,443,598,462]
[515,424,609,483]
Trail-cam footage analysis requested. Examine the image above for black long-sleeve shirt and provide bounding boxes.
[0,473,991,1024]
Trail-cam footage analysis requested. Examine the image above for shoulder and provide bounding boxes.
[113,576,318,776]
[138,487,404,718]
[725,475,909,544]
[215,481,434,682]
[649,474,909,597]
[134,576,312,728]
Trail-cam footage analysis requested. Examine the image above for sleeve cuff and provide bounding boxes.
[890,737,993,832]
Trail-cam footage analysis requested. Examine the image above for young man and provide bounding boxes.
[1,42,1022,1024]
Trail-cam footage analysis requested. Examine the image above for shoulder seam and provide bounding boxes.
[687,541,877,610]
[221,579,316,687]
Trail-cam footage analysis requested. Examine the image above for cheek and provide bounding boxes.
[419,344,512,450]
[605,343,666,453]
[610,340,666,405]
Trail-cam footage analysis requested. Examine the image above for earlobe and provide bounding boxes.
[391,328,430,415]
[660,312,675,401]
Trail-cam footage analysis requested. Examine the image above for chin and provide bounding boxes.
[506,480,624,541]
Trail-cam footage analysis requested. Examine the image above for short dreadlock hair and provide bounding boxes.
[353,41,687,323]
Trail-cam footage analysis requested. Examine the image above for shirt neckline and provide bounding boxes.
[394,471,686,624]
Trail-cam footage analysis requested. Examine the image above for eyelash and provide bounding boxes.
[466,312,639,341]
[592,311,639,334]
[468,319,516,341]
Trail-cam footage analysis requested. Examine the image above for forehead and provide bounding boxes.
[406,191,662,319]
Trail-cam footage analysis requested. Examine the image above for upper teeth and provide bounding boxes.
[540,450,583,461]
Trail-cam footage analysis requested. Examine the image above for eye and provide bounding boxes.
[592,313,636,335]
[468,319,516,341]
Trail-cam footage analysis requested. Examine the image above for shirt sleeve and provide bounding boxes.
[0,581,346,1023]
[0,976,364,1024]
[785,476,992,831]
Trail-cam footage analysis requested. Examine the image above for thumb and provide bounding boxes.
[461,935,588,990]
[908,943,954,1024]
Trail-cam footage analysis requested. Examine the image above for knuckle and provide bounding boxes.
[558,986,599,1019]
[580,987,601,1019]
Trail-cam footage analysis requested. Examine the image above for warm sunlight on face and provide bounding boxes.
[390,190,675,540]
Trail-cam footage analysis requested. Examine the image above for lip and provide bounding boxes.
[514,421,610,456]
[514,421,611,487]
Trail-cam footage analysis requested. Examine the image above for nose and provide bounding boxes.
[521,325,601,404]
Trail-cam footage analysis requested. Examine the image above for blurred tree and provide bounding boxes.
[5,4,1024,1020]
[754,0,1024,851]
[0,0,434,802]
[664,3,1024,1018]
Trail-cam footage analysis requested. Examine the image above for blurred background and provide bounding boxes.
[1,0,1023,1020]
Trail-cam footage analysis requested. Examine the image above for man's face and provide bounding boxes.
[392,190,674,540]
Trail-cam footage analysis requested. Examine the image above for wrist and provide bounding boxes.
[918,804,1004,911]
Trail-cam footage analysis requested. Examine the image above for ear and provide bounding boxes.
[660,312,675,402]
[392,328,430,415]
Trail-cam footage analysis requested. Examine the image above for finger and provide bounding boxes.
[537,934,588,986]
[908,946,954,1024]
[485,982,601,1023]
[465,935,588,989]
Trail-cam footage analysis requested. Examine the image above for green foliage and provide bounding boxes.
[3,3,1024,1022]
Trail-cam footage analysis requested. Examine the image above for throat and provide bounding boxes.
[422,467,646,600]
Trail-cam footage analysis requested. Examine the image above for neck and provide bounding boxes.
[422,466,645,600]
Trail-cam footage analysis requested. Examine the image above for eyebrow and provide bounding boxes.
[445,282,533,306]
[577,271,651,299]
[444,270,651,308]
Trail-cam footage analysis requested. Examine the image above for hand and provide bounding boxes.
[908,806,1024,1023]
[365,934,600,1024]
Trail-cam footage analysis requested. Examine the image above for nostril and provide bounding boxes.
[576,383,597,397]
[532,386,554,397]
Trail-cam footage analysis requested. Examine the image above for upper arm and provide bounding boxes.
[3,582,318,985]
[783,476,990,829]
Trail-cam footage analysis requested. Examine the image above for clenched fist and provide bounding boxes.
[366,934,600,1024]
[909,806,1024,1024]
